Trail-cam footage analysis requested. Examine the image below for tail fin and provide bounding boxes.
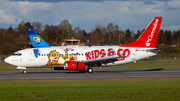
[27,29,50,48]
[120,17,162,48]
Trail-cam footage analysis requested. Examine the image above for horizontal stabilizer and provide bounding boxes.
[148,45,177,52]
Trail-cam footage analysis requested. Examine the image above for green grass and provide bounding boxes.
[1,60,180,71]
[0,79,180,101]
[1,60,180,100]
[0,63,16,71]
[0,63,50,71]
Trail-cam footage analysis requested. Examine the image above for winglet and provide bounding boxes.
[27,29,50,48]
[120,17,162,48]
[88,43,91,47]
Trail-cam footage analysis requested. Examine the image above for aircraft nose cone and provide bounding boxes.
[4,57,10,64]
[4,56,20,66]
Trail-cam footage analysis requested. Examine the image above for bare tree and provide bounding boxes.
[31,22,42,35]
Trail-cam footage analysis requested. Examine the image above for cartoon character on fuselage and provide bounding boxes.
[43,50,65,66]
[43,48,79,66]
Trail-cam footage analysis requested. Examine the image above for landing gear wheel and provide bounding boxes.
[23,70,27,74]
[87,68,93,73]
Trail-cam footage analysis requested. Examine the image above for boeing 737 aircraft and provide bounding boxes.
[4,17,174,73]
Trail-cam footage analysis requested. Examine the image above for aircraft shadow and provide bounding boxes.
[93,68,164,73]
[20,68,164,74]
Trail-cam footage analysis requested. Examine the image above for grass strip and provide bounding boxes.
[0,79,180,101]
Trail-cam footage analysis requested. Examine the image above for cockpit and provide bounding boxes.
[12,52,22,56]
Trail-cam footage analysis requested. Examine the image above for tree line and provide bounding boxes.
[0,20,180,55]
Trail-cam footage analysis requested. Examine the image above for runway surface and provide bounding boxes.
[0,67,180,80]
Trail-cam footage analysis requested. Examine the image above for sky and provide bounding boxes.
[0,0,180,33]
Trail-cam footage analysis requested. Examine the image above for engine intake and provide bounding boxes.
[64,61,85,71]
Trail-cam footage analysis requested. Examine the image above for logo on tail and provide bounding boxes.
[27,29,50,48]
[146,19,159,47]
[120,17,162,48]
[33,36,41,44]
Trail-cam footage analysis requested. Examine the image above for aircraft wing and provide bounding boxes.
[83,55,125,67]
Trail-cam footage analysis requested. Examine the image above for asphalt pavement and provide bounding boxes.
[0,67,180,80]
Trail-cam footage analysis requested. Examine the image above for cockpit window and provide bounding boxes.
[13,52,22,56]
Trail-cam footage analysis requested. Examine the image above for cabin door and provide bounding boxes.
[29,51,35,60]
[132,49,136,61]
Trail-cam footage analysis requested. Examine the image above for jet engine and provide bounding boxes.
[64,61,85,71]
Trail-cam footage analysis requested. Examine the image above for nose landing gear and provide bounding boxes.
[22,67,27,73]
[16,67,27,74]
[23,70,27,74]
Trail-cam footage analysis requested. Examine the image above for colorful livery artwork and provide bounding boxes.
[43,48,79,66]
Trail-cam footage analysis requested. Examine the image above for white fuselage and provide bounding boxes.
[5,46,159,68]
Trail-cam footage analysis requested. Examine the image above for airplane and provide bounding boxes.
[4,17,175,73]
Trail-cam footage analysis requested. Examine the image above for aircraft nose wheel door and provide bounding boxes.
[29,51,35,60]
[132,49,136,63]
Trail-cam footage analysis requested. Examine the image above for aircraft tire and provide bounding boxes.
[87,68,93,73]
[23,70,27,74]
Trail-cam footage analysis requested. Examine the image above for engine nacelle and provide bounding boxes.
[64,61,85,71]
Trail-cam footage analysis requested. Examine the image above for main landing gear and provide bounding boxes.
[87,67,93,73]
[79,67,93,73]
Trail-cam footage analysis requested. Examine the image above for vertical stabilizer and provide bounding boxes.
[27,29,50,48]
[120,17,162,48]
